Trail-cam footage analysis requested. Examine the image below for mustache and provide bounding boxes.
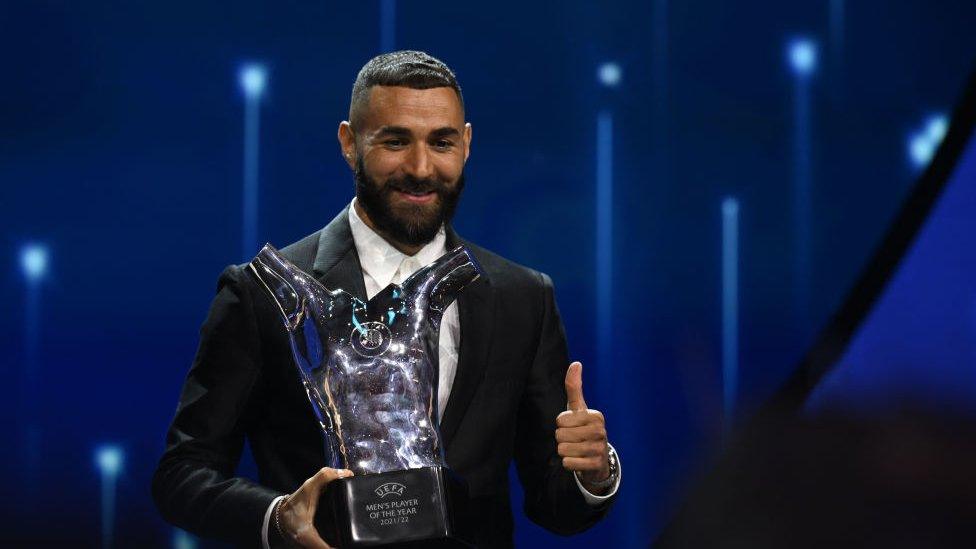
[384,175,445,195]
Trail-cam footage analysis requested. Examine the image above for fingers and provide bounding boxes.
[564,361,587,412]
[561,456,605,472]
[307,467,354,496]
[297,468,354,513]
[285,468,353,548]
[556,408,604,429]
[314,467,354,483]
[555,423,607,443]
[557,440,607,458]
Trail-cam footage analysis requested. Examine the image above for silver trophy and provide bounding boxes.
[248,243,482,547]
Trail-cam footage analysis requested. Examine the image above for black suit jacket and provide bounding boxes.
[153,207,614,547]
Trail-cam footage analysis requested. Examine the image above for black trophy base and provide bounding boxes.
[317,465,474,548]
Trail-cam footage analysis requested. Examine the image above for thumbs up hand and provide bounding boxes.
[556,362,612,493]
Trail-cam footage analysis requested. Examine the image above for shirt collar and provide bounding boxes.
[347,198,447,288]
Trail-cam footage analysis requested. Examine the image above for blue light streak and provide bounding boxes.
[652,0,669,177]
[830,1,844,66]
[380,0,396,53]
[240,65,266,260]
[95,445,124,549]
[722,198,739,430]
[96,445,123,475]
[20,244,49,282]
[20,245,47,362]
[790,37,816,336]
[788,38,818,77]
[925,114,949,143]
[20,244,48,494]
[596,110,614,397]
[239,64,267,99]
[908,113,948,170]
[829,0,845,100]
[597,62,622,88]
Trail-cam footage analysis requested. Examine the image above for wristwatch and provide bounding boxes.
[579,443,619,490]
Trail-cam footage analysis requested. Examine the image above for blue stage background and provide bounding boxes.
[2,1,975,546]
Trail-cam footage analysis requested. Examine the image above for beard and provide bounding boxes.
[354,156,465,248]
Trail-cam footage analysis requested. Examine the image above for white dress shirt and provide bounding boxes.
[262,200,619,547]
[347,201,460,420]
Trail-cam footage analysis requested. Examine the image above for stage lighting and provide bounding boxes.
[380,0,396,52]
[173,529,198,549]
[925,114,949,144]
[722,197,740,429]
[786,36,818,338]
[239,63,269,260]
[909,134,934,168]
[788,39,818,76]
[95,445,124,476]
[597,62,622,88]
[20,244,48,282]
[239,64,267,98]
[595,109,614,409]
[908,113,948,169]
[95,445,124,549]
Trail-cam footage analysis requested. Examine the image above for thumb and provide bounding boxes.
[308,468,354,500]
[565,361,587,412]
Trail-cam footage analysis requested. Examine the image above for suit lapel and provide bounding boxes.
[311,206,368,301]
[440,230,495,451]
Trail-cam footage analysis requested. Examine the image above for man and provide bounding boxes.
[153,50,620,548]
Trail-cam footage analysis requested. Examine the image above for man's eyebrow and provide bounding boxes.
[373,126,461,139]
[429,127,461,139]
[374,126,413,137]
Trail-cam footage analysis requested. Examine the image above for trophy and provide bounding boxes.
[248,244,483,547]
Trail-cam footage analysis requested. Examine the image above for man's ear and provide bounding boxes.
[463,122,472,164]
[338,121,357,169]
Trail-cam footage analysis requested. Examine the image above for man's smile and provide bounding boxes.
[392,189,438,204]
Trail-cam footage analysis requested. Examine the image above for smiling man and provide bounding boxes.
[153,51,620,548]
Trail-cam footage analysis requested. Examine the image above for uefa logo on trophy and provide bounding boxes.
[248,244,482,547]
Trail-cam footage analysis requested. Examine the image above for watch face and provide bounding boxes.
[606,446,619,476]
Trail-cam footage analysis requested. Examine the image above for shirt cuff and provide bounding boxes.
[574,443,621,506]
[262,495,287,549]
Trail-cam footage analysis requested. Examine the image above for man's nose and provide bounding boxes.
[404,143,434,180]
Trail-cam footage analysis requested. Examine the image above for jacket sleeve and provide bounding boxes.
[152,265,281,547]
[513,272,615,534]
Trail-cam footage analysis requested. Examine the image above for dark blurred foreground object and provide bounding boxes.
[657,68,976,549]
[656,412,976,548]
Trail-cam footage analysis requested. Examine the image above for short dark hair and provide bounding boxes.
[349,50,464,128]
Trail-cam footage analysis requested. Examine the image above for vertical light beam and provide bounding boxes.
[829,0,844,98]
[20,244,48,496]
[20,244,47,370]
[239,63,267,260]
[96,445,124,549]
[380,0,396,53]
[596,109,614,399]
[721,198,740,432]
[788,38,817,339]
[652,0,669,175]
[596,63,620,406]
[596,61,626,547]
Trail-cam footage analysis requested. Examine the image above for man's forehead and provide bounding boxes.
[359,86,464,131]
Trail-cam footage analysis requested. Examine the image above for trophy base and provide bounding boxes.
[317,465,474,548]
